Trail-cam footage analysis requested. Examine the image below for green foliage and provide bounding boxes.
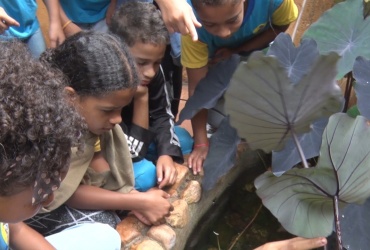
[255,114,370,238]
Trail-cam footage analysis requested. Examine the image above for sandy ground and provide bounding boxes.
[36,0,336,135]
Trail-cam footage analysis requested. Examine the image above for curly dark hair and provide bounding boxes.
[109,1,169,47]
[0,40,85,197]
[40,31,139,97]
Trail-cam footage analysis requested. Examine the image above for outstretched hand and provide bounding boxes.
[156,0,201,41]
[0,7,19,34]
[254,237,327,250]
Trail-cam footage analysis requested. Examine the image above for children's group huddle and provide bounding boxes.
[0,0,329,249]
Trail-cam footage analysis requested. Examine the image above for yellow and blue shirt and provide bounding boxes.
[0,223,9,250]
[181,0,298,68]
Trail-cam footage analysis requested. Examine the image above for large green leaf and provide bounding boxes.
[303,0,370,79]
[224,51,342,152]
[255,113,370,238]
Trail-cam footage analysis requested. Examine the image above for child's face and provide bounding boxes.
[75,88,135,135]
[0,187,53,223]
[129,42,166,86]
[196,0,245,38]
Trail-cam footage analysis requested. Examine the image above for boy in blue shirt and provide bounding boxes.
[181,0,298,174]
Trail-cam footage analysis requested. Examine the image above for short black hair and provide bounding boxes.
[110,1,169,47]
[41,31,139,97]
[0,40,85,196]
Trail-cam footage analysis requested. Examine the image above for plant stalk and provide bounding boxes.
[333,196,343,250]
[290,128,309,168]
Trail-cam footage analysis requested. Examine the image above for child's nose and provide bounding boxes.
[109,111,122,125]
[143,66,156,79]
[217,26,231,38]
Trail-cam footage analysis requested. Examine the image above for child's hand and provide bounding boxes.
[188,145,209,175]
[49,22,65,48]
[156,0,201,41]
[137,189,173,226]
[0,7,19,34]
[134,85,149,100]
[156,155,177,189]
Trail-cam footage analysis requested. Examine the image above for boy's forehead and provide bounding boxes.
[195,0,244,22]
[192,0,244,9]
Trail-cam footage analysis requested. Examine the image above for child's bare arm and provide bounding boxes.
[58,3,82,38]
[43,0,65,47]
[65,185,173,225]
[105,0,117,26]
[9,222,56,250]
[254,237,327,250]
[186,66,209,175]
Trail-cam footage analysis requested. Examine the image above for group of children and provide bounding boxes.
[0,0,329,249]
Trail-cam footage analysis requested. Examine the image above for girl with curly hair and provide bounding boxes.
[28,31,173,236]
[0,40,122,250]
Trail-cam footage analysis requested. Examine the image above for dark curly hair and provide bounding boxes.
[0,40,86,197]
[41,31,139,97]
[109,1,169,47]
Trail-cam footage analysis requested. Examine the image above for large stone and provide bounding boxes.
[166,199,189,228]
[130,239,164,250]
[181,180,201,204]
[147,225,176,250]
[116,215,146,245]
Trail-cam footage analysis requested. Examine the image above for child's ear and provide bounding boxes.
[64,86,79,103]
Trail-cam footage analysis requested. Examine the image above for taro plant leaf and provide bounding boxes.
[202,116,240,191]
[272,117,328,176]
[303,0,370,79]
[177,55,240,124]
[340,197,370,250]
[224,51,342,153]
[353,56,370,119]
[255,113,370,238]
[267,33,319,85]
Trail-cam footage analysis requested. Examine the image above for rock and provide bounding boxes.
[166,199,189,228]
[131,239,164,250]
[116,215,146,245]
[147,225,176,250]
[181,180,201,204]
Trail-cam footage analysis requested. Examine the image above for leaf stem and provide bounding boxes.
[290,128,309,168]
[333,196,343,250]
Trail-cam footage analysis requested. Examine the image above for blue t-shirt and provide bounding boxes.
[60,0,110,24]
[0,223,9,250]
[188,0,292,56]
[0,0,39,39]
